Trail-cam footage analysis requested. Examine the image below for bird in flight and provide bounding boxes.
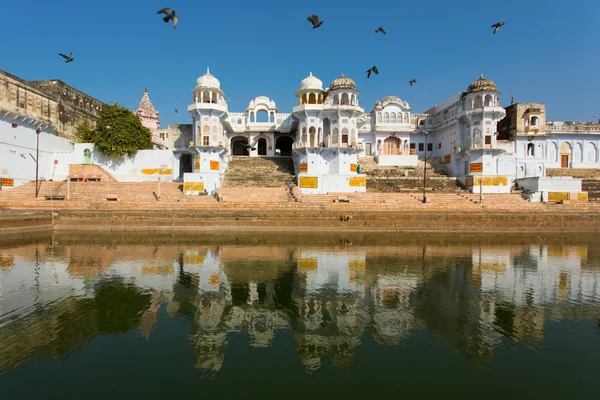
[58,52,74,63]
[409,79,417,87]
[491,20,505,34]
[307,15,323,30]
[175,109,179,113]
[375,26,386,34]
[366,66,379,79]
[158,8,178,29]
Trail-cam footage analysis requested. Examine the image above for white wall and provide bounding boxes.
[0,117,73,187]
[52,143,175,182]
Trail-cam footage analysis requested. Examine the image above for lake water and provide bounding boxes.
[1,232,599,399]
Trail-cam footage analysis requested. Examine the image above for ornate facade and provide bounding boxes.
[133,89,165,149]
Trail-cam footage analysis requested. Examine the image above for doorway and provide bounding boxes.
[365,143,372,156]
[383,137,400,155]
[232,137,249,156]
[561,155,569,168]
[257,138,267,156]
[276,136,293,157]
[179,153,193,178]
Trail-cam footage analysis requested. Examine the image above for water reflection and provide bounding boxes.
[1,235,600,378]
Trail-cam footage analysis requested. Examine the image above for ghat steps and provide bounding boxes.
[1,181,597,213]
[223,157,296,188]
[358,157,465,193]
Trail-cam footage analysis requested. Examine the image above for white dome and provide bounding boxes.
[299,72,323,91]
[196,67,221,89]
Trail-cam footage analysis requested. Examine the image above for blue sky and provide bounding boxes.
[2,0,599,124]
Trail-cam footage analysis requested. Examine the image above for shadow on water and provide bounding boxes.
[1,231,600,398]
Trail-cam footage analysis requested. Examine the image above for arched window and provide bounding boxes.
[383,112,389,124]
[585,143,597,162]
[341,93,350,105]
[256,110,269,123]
[341,128,349,147]
[308,127,316,147]
[318,94,323,104]
[334,94,340,105]
[351,95,356,105]
[398,113,403,123]
[250,112,255,123]
[332,128,339,144]
[474,96,483,108]
[390,113,396,124]
[301,93,307,105]
[203,126,210,146]
[531,116,539,126]
[301,127,307,144]
[527,143,535,157]
[318,127,323,147]
[202,92,210,103]
[308,93,316,104]
[377,113,382,123]
[484,95,493,107]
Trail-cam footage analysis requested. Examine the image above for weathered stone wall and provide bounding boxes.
[0,69,60,128]
[28,79,103,140]
[546,168,600,178]
[167,124,193,148]
[498,103,546,140]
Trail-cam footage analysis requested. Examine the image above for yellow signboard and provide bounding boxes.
[444,155,451,164]
[470,163,483,173]
[183,182,205,192]
[350,163,357,172]
[299,163,308,172]
[299,176,318,188]
[210,160,219,170]
[349,176,366,187]
[299,258,318,271]
[1,178,14,187]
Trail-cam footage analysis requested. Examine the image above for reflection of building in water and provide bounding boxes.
[473,244,600,342]
[2,241,600,376]
[294,250,370,372]
[370,274,418,346]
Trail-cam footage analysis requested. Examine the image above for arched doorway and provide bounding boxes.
[276,136,293,157]
[383,137,400,155]
[559,142,571,168]
[257,138,267,156]
[232,137,249,156]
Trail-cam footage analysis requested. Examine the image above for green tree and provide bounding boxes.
[76,103,154,158]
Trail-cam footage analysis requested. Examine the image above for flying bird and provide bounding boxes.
[158,8,178,29]
[175,109,179,113]
[366,66,379,79]
[58,52,74,63]
[307,15,323,30]
[242,143,256,151]
[491,20,505,34]
[375,26,387,34]
[409,79,417,87]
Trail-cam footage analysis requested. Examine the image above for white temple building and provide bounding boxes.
[2,67,600,196]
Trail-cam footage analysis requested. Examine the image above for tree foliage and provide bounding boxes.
[76,103,154,158]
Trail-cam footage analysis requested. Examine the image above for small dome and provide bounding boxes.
[330,74,356,91]
[467,73,496,93]
[300,72,323,91]
[196,67,221,89]
[381,96,403,106]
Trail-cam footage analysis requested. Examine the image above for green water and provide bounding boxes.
[1,232,599,399]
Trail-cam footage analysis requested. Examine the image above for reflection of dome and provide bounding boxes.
[467,73,496,93]
[196,67,221,89]
[330,74,356,91]
[300,72,323,91]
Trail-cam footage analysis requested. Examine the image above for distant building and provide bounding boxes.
[132,89,166,149]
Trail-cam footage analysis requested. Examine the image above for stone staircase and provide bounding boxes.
[358,156,465,193]
[582,179,600,201]
[0,181,219,210]
[223,157,297,188]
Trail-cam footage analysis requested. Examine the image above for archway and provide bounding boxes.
[559,142,572,168]
[257,138,267,156]
[276,136,293,157]
[383,137,400,155]
[232,136,249,156]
